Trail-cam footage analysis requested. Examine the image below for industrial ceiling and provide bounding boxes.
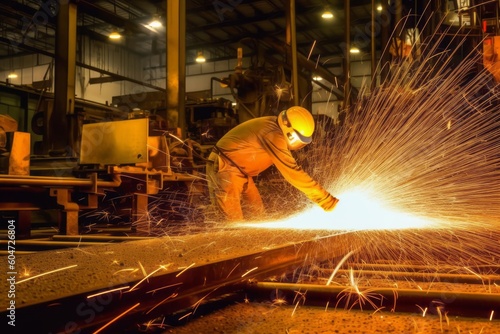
[2,1,498,92]
[0,0,382,72]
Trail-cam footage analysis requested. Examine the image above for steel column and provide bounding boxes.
[343,0,351,110]
[50,2,77,156]
[165,0,186,138]
[285,0,299,106]
[371,0,377,91]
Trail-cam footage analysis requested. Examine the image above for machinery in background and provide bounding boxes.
[0,85,208,238]
[0,114,30,176]
[185,98,237,145]
[218,43,295,124]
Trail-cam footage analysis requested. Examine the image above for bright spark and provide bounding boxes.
[241,266,259,277]
[93,302,140,334]
[238,189,437,231]
[176,262,196,277]
[128,265,170,291]
[86,286,130,299]
[16,265,78,284]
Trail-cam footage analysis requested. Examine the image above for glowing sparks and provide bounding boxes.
[237,25,500,289]
[16,265,78,284]
[128,265,170,291]
[146,282,183,295]
[87,286,130,299]
[241,267,259,277]
[336,270,384,311]
[307,40,317,60]
[20,266,31,278]
[176,262,196,277]
[178,312,192,321]
[417,305,428,317]
[146,292,179,315]
[238,189,437,231]
[93,302,140,334]
[326,250,356,286]
[113,268,139,276]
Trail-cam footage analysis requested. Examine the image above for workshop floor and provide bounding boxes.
[6,227,499,334]
[164,302,499,334]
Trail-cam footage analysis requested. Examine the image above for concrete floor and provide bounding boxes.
[4,227,499,333]
[3,228,342,307]
[163,302,499,334]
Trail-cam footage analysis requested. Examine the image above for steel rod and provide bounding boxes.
[316,269,500,285]
[248,281,500,317]
[0,174,121,187]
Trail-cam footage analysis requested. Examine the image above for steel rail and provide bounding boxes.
[2,234,350,333]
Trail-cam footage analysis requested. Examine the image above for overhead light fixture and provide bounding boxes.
[377,4,382,11]
[7,72,17,79]
[196,51,206,63]
[109,31,122,40]
[149,14,162,28]
[321,6,334,19]
[312,75,323,81]
[350,47,360,54]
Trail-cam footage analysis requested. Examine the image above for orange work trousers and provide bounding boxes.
[206,152,264,221]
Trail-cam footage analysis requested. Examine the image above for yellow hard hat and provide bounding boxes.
[277,106,315,150]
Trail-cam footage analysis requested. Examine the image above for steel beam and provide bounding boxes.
[343,0,351,109]
[165,0,186,138]
[285,0,299,106]
[50,2,77,156]
[4,234,350,333]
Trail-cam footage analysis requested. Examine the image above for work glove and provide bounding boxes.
[319,193,339,212]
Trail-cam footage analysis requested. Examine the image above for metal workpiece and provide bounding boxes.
[3,229,499,333]
[0,173,121,188]
[1,231,352,333]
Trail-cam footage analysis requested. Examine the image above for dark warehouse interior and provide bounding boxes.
[1,1,499,333]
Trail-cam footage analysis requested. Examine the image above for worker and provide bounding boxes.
[206,106,339,221]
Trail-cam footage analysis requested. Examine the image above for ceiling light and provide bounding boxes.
[312,76,322,81]
[149,15,162,28]
[377,4,382,11]
[321,7,334,19]
[196,51,206,63]
[109,31,122,40]
[7,72,17,79]
[350,47,360,54]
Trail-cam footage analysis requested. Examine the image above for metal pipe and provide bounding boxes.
[346,263,500,272]
[249,281,500,316]
[317,269,500,285]
[0,239,105,249]
[52,235,152,242]
[0,174,121,188]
